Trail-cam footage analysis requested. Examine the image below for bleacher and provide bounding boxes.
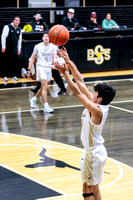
[0,5,133,32]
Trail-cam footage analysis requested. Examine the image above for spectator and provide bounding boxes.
[85,12,100,30]
[62,8,86,31]
[29,13,49,32]
[1,16,22,82]
[102,13,119,29]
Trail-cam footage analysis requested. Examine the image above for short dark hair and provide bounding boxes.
[13,16,20,20]
[94,83,116,105]
[43,31,49,35]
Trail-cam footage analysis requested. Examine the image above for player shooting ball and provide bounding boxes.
[53,47,116,200]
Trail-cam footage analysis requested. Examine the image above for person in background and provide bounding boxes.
[1,16,22,82]
[102,13,119,29]
[85,12,100,30]
[29,13,49,32]
[27,32,56,113]
[62,8,86,31]
[30,48,67,96]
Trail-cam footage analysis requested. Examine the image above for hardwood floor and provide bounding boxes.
[0,78,133,199]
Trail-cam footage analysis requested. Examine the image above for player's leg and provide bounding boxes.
[52,69,66,95]
[30,82,42,108]
[30,82,41,94]
[93,185,101,200]
[41,79,54,113]
[82,183,94,200]
[41,79,48,103]
[30,66,45,108]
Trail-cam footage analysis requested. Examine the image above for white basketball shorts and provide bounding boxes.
[80,144,107,186]
[36,66,52,82]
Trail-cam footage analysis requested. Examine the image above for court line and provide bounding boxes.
[0,143,83,152]
[0,99,133,115]
[0,132,83,152]
[111,99,133,104]
[109,105,133,113]
[0,78,133,91]
[0,142,124,199]
[1,132,133,171]
[1,132,132,200]
[100,157,123,189]
[0,162,67,196]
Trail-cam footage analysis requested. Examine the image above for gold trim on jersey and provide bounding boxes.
[89,122,94,148]
[83,149,93,185]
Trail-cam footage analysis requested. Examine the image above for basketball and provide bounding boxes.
[49,25,70,46]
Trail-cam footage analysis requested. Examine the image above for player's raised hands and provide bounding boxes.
[53,62,67,74]
[58,47,70,63]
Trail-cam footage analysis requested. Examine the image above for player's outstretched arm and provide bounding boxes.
[27,53,36,77]
[52,52,57,62]
[59,47,93,101]
[28,53,36,70]
[53,62,102,125]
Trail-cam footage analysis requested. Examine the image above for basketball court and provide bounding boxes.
[0,73,133,200]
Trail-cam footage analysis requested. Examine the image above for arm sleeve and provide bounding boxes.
[102,19,108,29]
[85,20,90,29]
[33,45,38,55]
[111,20,119,28]
[18,30,22,51]
[62,18,71,30]
[1,25,9,49]
[43,21,49,31]
[29,21,35,31]
[51,44,57,54]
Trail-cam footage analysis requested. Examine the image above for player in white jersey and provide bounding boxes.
[27,32,57,113]
[53,47,116,200]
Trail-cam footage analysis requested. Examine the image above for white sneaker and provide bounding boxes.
[30,98,37,108]
[21,68,27,78]
[3,77,8,82]
[11,76,18,81]
[44,105,54,113]
[50,91,58,98]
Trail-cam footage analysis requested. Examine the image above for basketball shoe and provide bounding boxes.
[44,104,54,113]
[30,97,37,108]
[11,76,18,81]
[3,77,8,82]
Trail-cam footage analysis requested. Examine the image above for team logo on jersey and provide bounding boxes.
[87,45,111,65]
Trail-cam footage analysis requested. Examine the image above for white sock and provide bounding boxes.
[44,102,48,108]
[32,96,37,101]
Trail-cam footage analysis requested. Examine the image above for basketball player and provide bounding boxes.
[27,32,56,113]
[53,47,116,200]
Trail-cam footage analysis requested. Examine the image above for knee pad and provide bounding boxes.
[82,192,94,198]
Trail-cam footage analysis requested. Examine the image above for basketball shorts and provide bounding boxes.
[80,144,107,186]
[36,66,52,82]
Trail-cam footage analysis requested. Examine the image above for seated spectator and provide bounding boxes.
[62,8,86,31]
[85,12,100,30]
[29,13,49,32]
[102,13,119,29]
